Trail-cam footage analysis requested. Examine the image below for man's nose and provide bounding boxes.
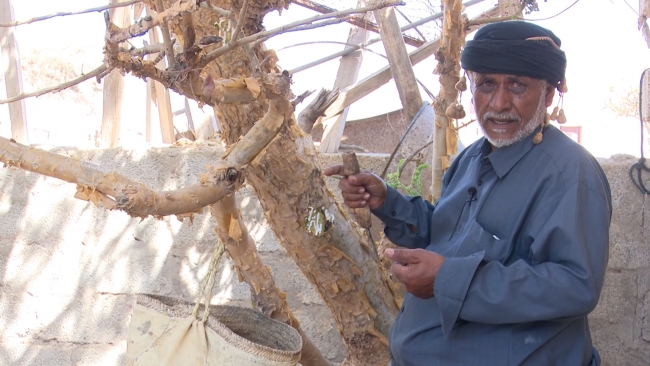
[489,86,512,112]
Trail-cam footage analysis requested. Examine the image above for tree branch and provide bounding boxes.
[0,0,142,27]
[291,0,422,47]
[198,1,233,19]
[106,0,197,43]
[120,43,165,57]
[398,140,432,178]
[230,0,250,44]
[526,0,581,22]
[0,136,237,218]
[467,0,526,27]
[209,194,333,366]
[154,0,178,69]
[298,88,339,133]
[201,0,404,66]
[0,100,288,218]
[288,0,485,74]
[454,118,476,131]
[0,64,108,105]
[109,50,293,105]
[222,99,291,168]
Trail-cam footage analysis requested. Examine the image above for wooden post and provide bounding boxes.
[323,39,437,120]
[0,0,28,144]
[99,0,131,148]
[374,6,422,124]
[319,5,369,153]
[144,7,175,144]
[322,5,500,120]
[186,98,216,140]
[145,78,154,142]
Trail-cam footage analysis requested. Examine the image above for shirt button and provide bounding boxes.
[477,180,482,186]
[392,211,397,217]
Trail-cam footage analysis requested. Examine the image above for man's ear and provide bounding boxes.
[545,84,556,108]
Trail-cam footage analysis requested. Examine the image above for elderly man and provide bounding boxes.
[324,21,611,365]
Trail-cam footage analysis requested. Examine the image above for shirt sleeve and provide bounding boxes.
[371,186,436,249]
[434,181,611,336]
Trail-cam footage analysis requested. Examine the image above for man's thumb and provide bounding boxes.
[385,248,414,263]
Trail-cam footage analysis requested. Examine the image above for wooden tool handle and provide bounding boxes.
[341,152,372,229]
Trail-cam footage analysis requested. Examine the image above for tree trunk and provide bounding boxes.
[431,0,464,201]
[244,119,397,364]
[106,0,399,363]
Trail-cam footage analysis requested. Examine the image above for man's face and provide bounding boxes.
[471,73,555,148]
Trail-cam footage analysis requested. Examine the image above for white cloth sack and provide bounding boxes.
[126,294,302,366]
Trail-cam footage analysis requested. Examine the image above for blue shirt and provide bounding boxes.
[372,126,612,365]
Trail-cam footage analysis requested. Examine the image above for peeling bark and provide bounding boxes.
[209,195,332,366]
[108,0,399,363]
[245,119,397,364]
[431,0,465,201]
[0,96,286,219]
[106,0,197,44]
[0,136,237,218]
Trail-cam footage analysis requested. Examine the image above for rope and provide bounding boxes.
[193,239,226,322]
[629,69,650,195]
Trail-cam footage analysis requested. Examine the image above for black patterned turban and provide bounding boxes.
[461,21,567,89]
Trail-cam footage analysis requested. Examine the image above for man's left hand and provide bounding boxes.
[385,248,445,299]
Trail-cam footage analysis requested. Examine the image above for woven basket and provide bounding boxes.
[126,294,302,366]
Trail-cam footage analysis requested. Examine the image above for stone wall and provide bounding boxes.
[0,146,647,365]
[590,155,650,364]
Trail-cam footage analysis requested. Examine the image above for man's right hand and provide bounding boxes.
[323,164,388,210]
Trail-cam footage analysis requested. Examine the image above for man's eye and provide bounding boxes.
[476,81,493,90]
[511,82,525,92]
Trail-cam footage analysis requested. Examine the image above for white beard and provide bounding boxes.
[479,92,548,149]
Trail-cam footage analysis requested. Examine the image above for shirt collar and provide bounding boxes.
[483,128,539,179]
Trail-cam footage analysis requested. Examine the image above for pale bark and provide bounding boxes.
[107,0,197,44]
[0,136,235,217]
[0,64,107,105]
[431,0,465,201]
[109,0,398,363]
[245,119,397,364]
[0,97,286,218]
[210,194,332,366]
[291,0,423,47]
[297,88,339,134]
[0,0,142,27]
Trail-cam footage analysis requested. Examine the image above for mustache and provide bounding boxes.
[482,112,521,122]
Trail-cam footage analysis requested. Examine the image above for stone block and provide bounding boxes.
[599,157,650,269]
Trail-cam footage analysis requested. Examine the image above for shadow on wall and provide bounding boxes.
[0,146,225,365]
[0,145,345,365]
